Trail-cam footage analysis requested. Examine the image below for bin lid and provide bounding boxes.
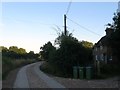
[73,66,77,68]
[86,67,92,68]
[78,67,84,69]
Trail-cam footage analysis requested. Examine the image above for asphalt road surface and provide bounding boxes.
[13,62,66,88]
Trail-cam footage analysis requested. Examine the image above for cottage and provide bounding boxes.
[93,28,114,64]
[93,28,117,75]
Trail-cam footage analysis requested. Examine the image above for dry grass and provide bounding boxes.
[2,58,36,80]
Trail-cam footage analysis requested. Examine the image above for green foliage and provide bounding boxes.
[0,46,8,52]
[107,12,120,66]
[40,62,65,77]
[1,46,39,60]
[40,42,56,61]
[1,46,40,79]
[100,63,120,77]
[81,40,93,49]
[27,51,40,59]
[40,33,93,77]
[54,31,73,45]
[9,46,19,53]
[101,12,120,77]
[19,48,27,54]
[52,36,93,76]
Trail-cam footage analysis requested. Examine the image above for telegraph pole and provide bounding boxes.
[64,14,67,35]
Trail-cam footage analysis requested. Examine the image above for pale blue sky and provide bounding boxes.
[1,2,118,53]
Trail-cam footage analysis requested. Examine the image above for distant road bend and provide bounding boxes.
[13,62,66,88]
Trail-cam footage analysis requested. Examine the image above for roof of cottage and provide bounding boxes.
[94,28,114,48]
[94,36,110,48]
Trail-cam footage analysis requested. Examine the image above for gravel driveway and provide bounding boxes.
[51,76,119,88]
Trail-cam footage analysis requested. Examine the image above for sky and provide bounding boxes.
[0,2,119,53]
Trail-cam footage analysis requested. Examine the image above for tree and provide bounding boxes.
[81,40,93,49]
[27,51,35,59]
[18,48,27,54]
[0,46,9,58]
[108,12,120,59]
[80,41,93,63]
[9,46,19,53]
[8,46,28,59]
[54,31,73,46]
[0,46,8,52]
[57,35,85,74]
[40,42,56,61]
[48,34,93,76]
[41,28,94,77]
[107,12,120,74]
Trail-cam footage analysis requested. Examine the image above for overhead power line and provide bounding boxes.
[67,17,101,36]
[5,16,54,26]
[66,0,72,15]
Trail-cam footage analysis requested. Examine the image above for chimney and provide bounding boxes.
[105,28,114,36]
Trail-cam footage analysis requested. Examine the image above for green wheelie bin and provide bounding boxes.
[78,67,84,79]
[86,66,92,79]
[73,66,78,79]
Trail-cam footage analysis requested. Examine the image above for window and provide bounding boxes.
[96,55,98,60]
[95,47,97,51]
[100,46,103,50]
[105,55,107,64]
[109,56,112,61]
[101,54,104,60]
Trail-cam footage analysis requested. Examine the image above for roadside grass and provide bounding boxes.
[40,62,66,77]
[2,57,37,80]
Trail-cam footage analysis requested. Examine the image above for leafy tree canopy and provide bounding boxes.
[40,32,94,76]
[0,46,8,52]
[80,40,93,49]
[40,42,56,61]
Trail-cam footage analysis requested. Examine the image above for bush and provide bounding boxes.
[40,34,93,78]
[48,36,93,77]
[40,62,66,77]
[100,63,119,77]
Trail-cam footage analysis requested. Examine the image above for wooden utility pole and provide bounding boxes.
[64,14,67,35]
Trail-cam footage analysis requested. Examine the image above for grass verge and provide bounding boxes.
[2,57,37,80]
[40,62,66,77]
